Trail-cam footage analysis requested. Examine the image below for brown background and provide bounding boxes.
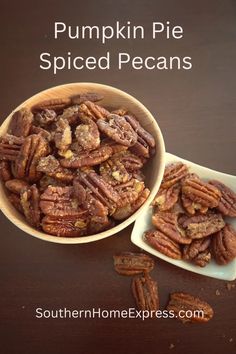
[0,0,236,353]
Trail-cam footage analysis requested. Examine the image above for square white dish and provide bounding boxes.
[131,152,236,280]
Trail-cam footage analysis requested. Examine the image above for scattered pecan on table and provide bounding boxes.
[0,92,155,237]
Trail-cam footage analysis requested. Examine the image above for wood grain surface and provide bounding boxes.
[0,0,236,354]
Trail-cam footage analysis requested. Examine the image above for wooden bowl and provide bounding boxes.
[0,83,165,244]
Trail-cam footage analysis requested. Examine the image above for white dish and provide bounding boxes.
[131,152,236,280]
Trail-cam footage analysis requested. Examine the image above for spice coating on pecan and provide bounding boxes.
[132,273,159,311]
[209,180,236,217]
[0,161,12,181]
[212,224,236,265]
[167,292,213,323]
[181,212,225,239]
[78,101,110,121]
[183,238,211,267]
[20,185,41,227]
[153,184,180,211]
[75,119,100,151]
[113,252,154,275]
[161,162,188,189]
[97,115,138,147]
[0,134,24,161]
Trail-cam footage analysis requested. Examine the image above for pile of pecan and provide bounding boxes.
[0,93,156,237]
[113,252,213,323]
[144,162,236,266]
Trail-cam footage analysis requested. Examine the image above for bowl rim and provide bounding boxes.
[0,82,165,244]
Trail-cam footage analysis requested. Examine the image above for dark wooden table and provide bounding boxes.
[0,0,236,353]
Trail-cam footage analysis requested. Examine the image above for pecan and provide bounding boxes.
[152,184,180,211]
[5,179,29,194]
[166,292,214,323]
[40,186,83,217]
[181,212,225,239]
[20,185,41,228]
[183,238,211,267]
[161,162,188,189]
[144,229,182,259]
[73,178,108,217]
[57,105,80,125]
[111,108,127,116]
[8,108,33,137]
[113,188,150,220]
[97,115,137,147]
[113,252,154,276]
[212,224,236,265]
[34,109,57,127]
[181,193,208,215]
[37,155,74,183]
[54,118,72,153]
[71,92,103,105]
[42,214,88,237]
[0,134,24,161]
[182,176,221,209]
[60,145,112,168]
[39,175,67,191]
[75,119,100,150]
[88,215,114,235]
[101,138,128,154]
[0,161,12,181]
[78,101,110,121]
[31,97,71,112]
[125,115,155,150]
[114,151,144,171]
[8,193,24,214]
[74,171,119,213]
[30,125,52,141]
[209,180,236,217]
[152,211,191,244]
[115,179,145,208]
[13,135,50,182]
[132,273,159,311]
[100,157,130,186]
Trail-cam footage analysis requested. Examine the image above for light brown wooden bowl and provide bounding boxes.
[0,83,165,244]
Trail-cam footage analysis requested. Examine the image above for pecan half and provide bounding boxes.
[113,252,154,276]
[42,214,88,237]
[0,161,12,181]
[57,105,80,125]
[112,188,150,220]
[34,109,57,127]
[88,215,114,234]
[71,92,103,105]
[152,211,191,244]
[40,186,83,217]
[32,97,71,112]
[13,135,50,182]
[8,108,33,137]
[100,157,130,186]
[181,193,208,215]
[161,162,188,189]
[60,145,112,168]
[8,193,24,213]
[152,184,180,211]
[0,134,24,161]
[20,185,41,228]
[166,292,214,323]
[181,212,225,239]
[212,224,236,265]
[54,118,72,153]
[182,176,221,209]
[125,115,155,148]
[114,151,144,171]
[78,101,110,121]
[144,229,182,259]
[75,171,119,213]
[75,119,100,151]
[5,179,29,194]
[209,180,236,217]
[37,155,75,183]
[183,238,211,267]
[97,115,137,147]
[101,138,128,154]
[132,273,159,311]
